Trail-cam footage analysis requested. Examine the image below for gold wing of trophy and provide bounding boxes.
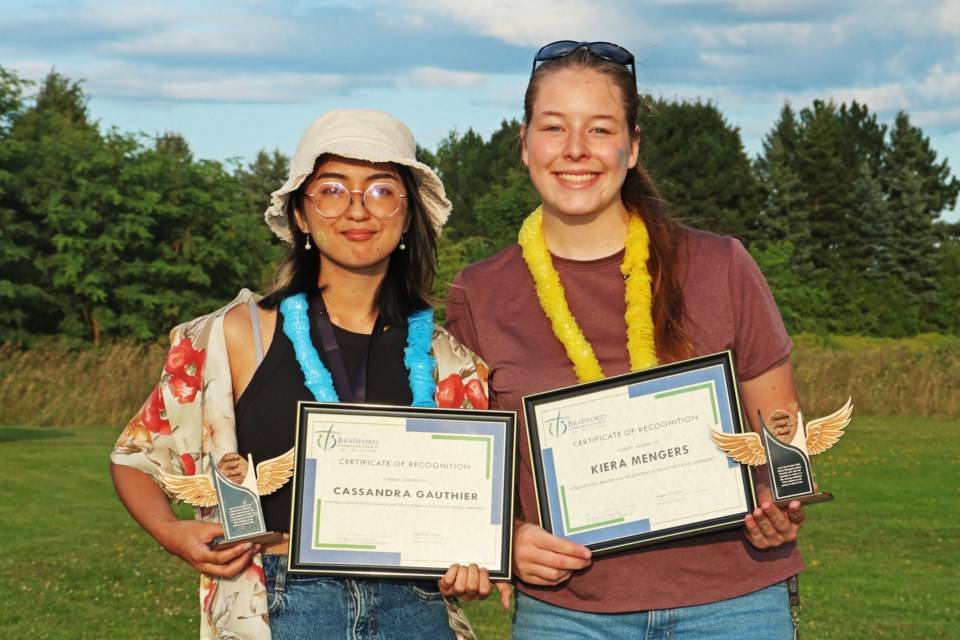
[157,447,295,507]
[709,429,768,466]
[255,447,295,496]
[803,397,853,455]
[157,467,219,507]
[711,398,853,466]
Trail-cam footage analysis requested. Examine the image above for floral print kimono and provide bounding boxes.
[111,290,490,640]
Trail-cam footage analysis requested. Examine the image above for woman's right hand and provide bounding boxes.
[111,463,259,579]
[513,520,592,586]
[157,519,259,578]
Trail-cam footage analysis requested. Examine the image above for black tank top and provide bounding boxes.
[235,307,413,532]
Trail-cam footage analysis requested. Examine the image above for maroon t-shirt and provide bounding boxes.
[446,227,802,612]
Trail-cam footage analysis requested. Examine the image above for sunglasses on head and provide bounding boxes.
[532,40,636,82]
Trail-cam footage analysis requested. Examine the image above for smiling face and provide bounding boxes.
[293,155,409,281]
[521,66,640,223]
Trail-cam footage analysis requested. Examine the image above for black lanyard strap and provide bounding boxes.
[308,293,383,403]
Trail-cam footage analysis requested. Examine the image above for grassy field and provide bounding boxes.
[1,416,955,639]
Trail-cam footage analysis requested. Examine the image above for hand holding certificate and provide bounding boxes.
[288,403,516,579]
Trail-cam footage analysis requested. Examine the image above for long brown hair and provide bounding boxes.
[260,157,438,328]
[524,48,693,363]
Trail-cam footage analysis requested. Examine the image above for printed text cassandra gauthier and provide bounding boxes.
[332,487,479,500]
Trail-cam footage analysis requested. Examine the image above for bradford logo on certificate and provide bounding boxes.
[158,449,293,548]
[710,399,852,504]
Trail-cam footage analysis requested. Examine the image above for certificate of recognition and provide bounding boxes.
[523,351,756,555]
[288,403,516,579]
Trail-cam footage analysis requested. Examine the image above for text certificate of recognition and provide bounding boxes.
[289,404,515,578]
[524,352,755,554]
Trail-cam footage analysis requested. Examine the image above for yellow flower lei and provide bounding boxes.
[518,206,658,382]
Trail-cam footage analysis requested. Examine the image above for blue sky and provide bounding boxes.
[4,0,959,221]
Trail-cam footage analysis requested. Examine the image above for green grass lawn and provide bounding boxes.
[0,417,955,638]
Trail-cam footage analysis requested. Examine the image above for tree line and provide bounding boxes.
[1,67,958,346]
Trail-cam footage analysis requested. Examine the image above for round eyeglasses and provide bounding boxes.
[305,182,407,219]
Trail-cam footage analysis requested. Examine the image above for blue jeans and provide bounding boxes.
[263,554,454,639]
[513,581,793,640]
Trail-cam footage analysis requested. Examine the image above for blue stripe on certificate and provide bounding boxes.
[405,419,506,525]
[628,364,739,469]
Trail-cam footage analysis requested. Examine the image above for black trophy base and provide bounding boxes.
[210,530,285,551]
[774,491,834,507]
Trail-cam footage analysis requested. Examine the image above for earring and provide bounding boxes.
[398,233,406,251]
[303,229,312,250]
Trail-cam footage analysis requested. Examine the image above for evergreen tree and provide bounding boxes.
[930,233,960,334]
[751,102,817,328]
[432,120,523,239]
[232,148,289,220]
[473,166,540,250]
[838,101,887,178]
[0,67,27,133]
[3,65,959,342]
[109,136,278,339]
[638,96,760,239]
[751,241,830,334]
[0,67,36,342]
[1,70,279,344]
[795,101,859,277]
[789,101,873,331]
[883,112,960,314]
[753,104,810,251]
[34,69,90,126]
[1,70,96,341]
[432,128,490,238]
[754,99,959,336]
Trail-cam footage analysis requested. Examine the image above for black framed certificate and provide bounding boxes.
[523,351,756,555]
[288,403,516,579]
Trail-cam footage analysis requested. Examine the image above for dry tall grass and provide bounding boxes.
[1,335,958,428]
[791,334,960,418]
[0,342,168,428]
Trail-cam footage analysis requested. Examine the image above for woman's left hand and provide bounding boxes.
[439,563,513,609]
[743,490,805,549]
[738,358,806,550]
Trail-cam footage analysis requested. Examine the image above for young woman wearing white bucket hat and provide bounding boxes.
[111,108,511,639]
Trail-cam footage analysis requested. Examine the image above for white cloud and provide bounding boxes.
[404,67,487,89]
[657,0,835,12]
[817,84,912,112]
[100,30,272,57]
[152,73,346,102]
[692,21,839,51]
[55,61,346,102]
[920,64,960,102]
[941,0,960,34]
[47,1,175,30]
[101,28,277,58]
[911,106,960,128]
[92,5,290,57]
[396,0,650,46]
[0,0,295,60]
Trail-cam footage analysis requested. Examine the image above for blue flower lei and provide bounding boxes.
[280,292,437,407]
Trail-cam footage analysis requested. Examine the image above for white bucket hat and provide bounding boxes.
[264,108,451,243]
